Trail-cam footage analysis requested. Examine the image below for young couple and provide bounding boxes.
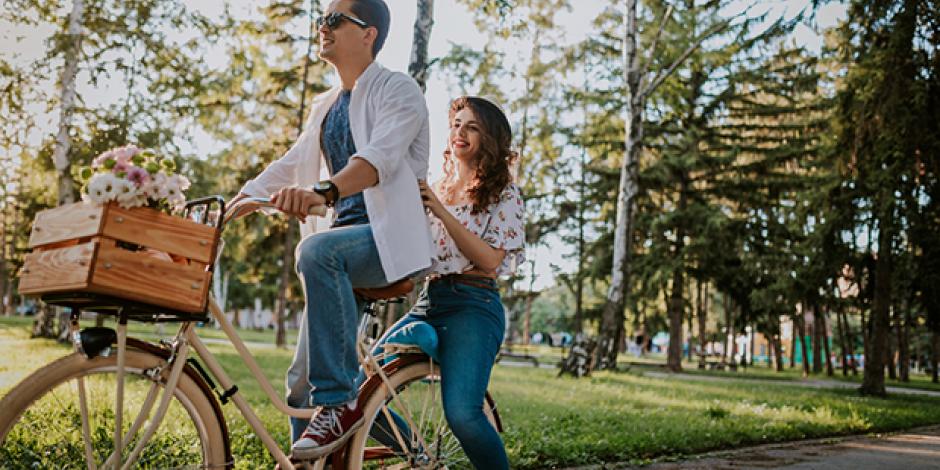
[232,1,522,468]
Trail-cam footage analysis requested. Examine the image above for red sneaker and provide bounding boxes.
[291,405,365,460]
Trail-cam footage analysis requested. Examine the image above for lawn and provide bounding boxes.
[3,316,940,469]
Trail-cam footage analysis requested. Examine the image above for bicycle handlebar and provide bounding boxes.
[223,197,328,226]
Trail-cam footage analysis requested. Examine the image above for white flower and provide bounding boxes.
[150,172,170,199]
[170,174,191,191]
[86,173,118,205]
[115,178,144,208]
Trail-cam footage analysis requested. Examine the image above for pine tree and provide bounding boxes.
[831,0,937,396]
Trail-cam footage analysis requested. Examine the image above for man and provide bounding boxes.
[233,0,432,459]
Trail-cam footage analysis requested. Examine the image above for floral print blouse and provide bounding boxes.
[428,183,526,277]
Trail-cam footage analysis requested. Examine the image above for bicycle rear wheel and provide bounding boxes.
[345,355,501,469]
[0,348,229,469]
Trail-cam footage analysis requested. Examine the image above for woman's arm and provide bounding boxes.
[419,180,505,274]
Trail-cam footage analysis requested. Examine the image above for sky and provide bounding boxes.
[1,0,848,291]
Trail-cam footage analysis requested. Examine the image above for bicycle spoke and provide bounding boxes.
[101,378,162,470]
[119,339,191,469]
[76,377,99,470]
[113,321,128,468]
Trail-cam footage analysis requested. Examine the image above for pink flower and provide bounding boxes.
[126,166,150,187]
[114,145,139,164]
[93,150,115,168]
[113,160,130,174]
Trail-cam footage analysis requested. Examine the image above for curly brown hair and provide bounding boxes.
[439,96,518,213]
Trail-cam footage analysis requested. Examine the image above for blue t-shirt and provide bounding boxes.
[322,90,369,227]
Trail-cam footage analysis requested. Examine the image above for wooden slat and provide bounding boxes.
[28,203,104,248]
[100,204,217,264]
[89,243,210,313]
[18,242,95,294]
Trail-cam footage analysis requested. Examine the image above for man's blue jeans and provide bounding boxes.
[372,277,509,470]
[285,224,389,441]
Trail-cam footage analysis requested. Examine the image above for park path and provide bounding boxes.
[641,370,940,398]
[563,425,940,470]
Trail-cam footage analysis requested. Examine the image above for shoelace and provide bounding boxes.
[303,407,343,439]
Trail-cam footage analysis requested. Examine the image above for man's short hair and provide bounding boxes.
[350,0,390,57]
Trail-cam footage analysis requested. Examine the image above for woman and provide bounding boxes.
[376,96,524,470]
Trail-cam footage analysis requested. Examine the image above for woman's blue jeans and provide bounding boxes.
[372,277,509,470]
[285,224,390,441]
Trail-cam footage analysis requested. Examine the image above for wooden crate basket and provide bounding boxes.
[19,201,220,314]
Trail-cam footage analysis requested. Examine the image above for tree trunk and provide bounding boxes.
[53,0,84,205]
[596,0,643,371]
[842,309,858,375]
[32,0,85,339]
[0,196,7,316]
[773,332,784,372]
[686,291,694,362]
[666,261,685,371]
[789,316,797,369]
[822,307,834,376]
[723,294,734,368]
[666,270,684,371]
[574,151,586,334]
[796,306,810,378]
[523,294,533,345]
[408,0,434,92]
[932,330,939,384]
[766,332,775,367]
[899,305,910,382]
[811,302,822,374]
[886,305,897,380]
[837,306,850,376]
[697,280,707,369]
[861,216,892,397]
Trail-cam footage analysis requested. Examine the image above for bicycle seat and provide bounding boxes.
[354,279,415,301]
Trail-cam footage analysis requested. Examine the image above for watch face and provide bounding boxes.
[314,182,330,192]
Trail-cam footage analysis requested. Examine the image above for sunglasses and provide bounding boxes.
[316,12,369,30]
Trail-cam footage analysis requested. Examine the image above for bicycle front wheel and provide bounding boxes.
[345,355,501,470]
[0,348,229,469]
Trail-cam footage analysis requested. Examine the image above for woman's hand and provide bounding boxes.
[271,186,326,222]
[418,180,445,217]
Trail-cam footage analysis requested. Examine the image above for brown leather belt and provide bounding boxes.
[430,273,498,291]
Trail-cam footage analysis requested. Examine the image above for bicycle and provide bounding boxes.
[0,196,502,469]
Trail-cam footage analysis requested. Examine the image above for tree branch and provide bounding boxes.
[639,4,674,80]
[640,6,751,101]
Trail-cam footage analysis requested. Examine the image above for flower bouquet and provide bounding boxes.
[19,145,218,314]
[79,145,191,212]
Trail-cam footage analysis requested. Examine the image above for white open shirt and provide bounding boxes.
[240,61,434,283]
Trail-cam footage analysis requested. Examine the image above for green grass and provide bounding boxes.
[647,356,940,392]
[4,316,940,468]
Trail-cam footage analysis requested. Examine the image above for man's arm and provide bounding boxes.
[350,75,428,184]
[332,158,378,197]
[269,159,377,221]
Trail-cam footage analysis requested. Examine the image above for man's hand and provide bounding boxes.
[271,186,327,222]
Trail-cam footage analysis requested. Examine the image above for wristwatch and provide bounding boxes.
[312,180,340,208]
